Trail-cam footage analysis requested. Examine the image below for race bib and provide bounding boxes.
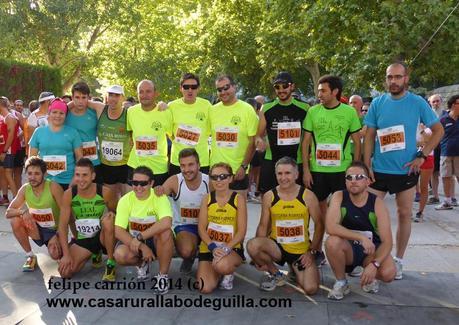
[215,127,238,148]
[101,140,123,162]
[277,122,301,145]
[316,143,342,166]
[175,125,201,146]
[352,230,373,245]
[82,141,98,161]
[128,216,156,237]
[377,125,406,153]
[75,218,100,238]
[276,219,304,244]
[180,202,200,225]
[43,155,67,176]
[135,136,158,156]
[207,222,233,244]
[29,208,55,228]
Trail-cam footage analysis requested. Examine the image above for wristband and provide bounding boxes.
[208,242,218,252]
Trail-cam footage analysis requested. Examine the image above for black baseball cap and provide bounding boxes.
[273,71,294,84]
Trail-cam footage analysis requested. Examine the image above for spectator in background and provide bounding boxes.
[61,95,72,104]
[435,95,459,210]
[27,92,55,147]
[246,98,262,202]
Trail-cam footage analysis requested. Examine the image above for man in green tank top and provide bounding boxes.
[6,156,65,272]
[58,158,118,282]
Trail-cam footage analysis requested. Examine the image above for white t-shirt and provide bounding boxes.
[27,111,48,128]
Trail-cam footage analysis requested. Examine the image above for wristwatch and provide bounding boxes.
[136,233,144,242]
[415,151,427,160]
[371,260,381,269]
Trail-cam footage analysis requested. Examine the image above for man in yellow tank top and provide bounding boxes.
[247,157,324,295]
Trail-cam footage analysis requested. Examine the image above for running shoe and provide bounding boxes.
[136,261,150,281]
[260,271,286,291]
[179,258,194,275]
[102,263,116,282]
[219,274,234,290]
[426,197,440,205]
[22,255,37,272]
[362,280,380,293]
[348,266,363,277]
[327,280,350,300]
[394,259,403,280]
[91,252,103,268]
[452,198,458,207]
[435,201,454,210]
[414,212,423,223]
[0,197,10,206]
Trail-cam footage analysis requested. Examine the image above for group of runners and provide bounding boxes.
[3,61,456,300]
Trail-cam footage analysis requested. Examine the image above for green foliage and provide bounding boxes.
[0,59,61,104]
[1,0,458,100]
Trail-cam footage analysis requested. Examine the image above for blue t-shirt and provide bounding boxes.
[439,115,459,156]
[29,125,82,184]
[364,92,438,174]
[65,108,100,166]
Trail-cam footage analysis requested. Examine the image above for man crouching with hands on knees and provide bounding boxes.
[247,156,324,295]
[326,161,395,300]
[114,166,174,295]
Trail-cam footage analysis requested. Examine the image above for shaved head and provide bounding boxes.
[349,95,363,110]
[137,79,155,93]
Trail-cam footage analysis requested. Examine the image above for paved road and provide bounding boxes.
[0,183,458,325]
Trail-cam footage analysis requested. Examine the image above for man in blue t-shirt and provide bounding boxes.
[436,95,459,210]
[363,62,444,280]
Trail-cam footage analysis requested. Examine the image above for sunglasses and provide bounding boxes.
[216,84,231,93]
[209,173,232,181]
[129,180,150,187]
[273,83,291,90]
[361,109,368,112]
[345,174,368,181]
[182,84,199,90]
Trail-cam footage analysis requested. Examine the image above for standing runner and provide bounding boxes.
[210,75,258,195]
[301,75,361,260]
[154,148,209,274]
[127,80,173,186]
[66,82,105,183]
[96,85,131,198]
[256,72,309,193]
[6,156,65,271]
[58,158,117,281]
[29,99,83,190]
[169,73,212,175]
[363,62,443,279]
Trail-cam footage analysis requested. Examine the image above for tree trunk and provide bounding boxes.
[306,62,320,96]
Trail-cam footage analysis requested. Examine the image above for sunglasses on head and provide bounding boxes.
[273,83,291,90]
[209,173,232,181]
[129,180,150,187]
[182,84,199,90]
[345,174,368,181]
[216,84,231,93]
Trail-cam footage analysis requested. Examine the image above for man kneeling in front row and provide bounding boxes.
[248,157,324,295]
[326,161,395,300]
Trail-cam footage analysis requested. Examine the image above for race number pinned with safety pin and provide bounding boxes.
[175,124,201,146]
[136,136,158,156]
[43,155,67,176]
[377,125,406,153]
[277,121,301,145]
[275,219,305,244]
[82,141,98,161]
[207,222,233,243]
[316,143,342,166]
[215,127,238,148]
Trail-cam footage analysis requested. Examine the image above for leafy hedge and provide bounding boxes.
[0,59,61,104]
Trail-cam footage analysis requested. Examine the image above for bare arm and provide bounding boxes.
[154,175,178,197]
[5,185,27,218]
[198,195,211,246]
[58,190,73,257]
[141,216,172,240]
[301,131,313,187]
[103,186,118,213]
[304,189,324,251]
[255,191,273,237]
[29,147,39,157]
[363,127,376,180]
[226,194,247,249]
[350,131,361,161]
